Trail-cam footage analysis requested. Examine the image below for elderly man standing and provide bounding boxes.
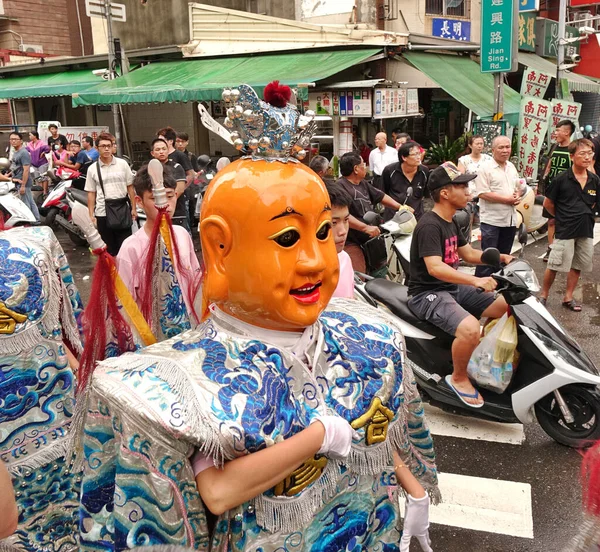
[474,135,521,277]
[369,132,398,191]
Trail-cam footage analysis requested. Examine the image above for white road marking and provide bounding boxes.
[399,473,534,539]
[424,403,525,445]
[594,222,600,246]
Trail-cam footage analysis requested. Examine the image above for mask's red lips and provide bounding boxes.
[290,281,322,304]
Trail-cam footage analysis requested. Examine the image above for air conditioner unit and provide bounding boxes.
[18,44,44,54]
[573,10,593,28]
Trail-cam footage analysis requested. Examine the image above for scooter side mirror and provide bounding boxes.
[363,210,382,226]
[481,247,501,268]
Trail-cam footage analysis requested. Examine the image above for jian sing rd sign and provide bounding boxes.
[481,0,518,73]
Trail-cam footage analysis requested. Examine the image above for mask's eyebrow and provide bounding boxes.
[269,208,303,221]
[323,205,331,212]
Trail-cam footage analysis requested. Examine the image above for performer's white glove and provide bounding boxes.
[400,493,433,552]
[311,415,356,460]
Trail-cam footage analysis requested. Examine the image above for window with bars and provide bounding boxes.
[425,0,469,17]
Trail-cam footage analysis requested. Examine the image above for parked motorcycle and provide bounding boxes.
[0,180,38,228]
[355,248,600,448]
[514,179,548,255]
[41,179,87,246]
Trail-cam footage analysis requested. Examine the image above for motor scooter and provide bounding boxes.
[514,179,548,254]
[0,180,38,228]
[42,179,87,246]
[355,248,600,448]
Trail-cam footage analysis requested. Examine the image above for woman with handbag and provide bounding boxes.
[84,132,137,255]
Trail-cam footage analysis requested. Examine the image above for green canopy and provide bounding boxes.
[0,69,105,100]
[72,49,381,107]
[403,51,522,124]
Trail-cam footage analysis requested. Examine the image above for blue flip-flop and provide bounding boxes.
[445,375,484,409]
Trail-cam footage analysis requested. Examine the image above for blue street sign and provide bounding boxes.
[519,0,539,12]
[432,18,472,41]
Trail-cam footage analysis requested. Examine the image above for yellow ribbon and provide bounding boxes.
[159,217,175,265]
[110,263,157,346]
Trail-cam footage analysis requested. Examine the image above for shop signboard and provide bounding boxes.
[518,0,539,12]
[516,97,552,180]
[535,18,580,58]
[518,12,536,52]
[431,18,471,41]
[308,92,333,116]
[570,0,600,6]
[520,67,553,97]
[38,122,109,145]
[481,0,518,73]
[407,89,419,115]
[309,90,372,117]
[373,88,419,118]
[548,98,581,141]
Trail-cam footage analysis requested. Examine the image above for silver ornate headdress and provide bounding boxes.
[198,81,317,163]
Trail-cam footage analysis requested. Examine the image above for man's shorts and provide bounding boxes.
[547,237,594,273]
[408,285,496,336]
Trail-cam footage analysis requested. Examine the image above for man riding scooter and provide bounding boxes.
[407,162,512,408]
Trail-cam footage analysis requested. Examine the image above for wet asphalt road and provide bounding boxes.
[56,227,597,552]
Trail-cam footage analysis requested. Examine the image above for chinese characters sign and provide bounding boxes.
[481,0,518,73]
[518,0,539,12]
[432,18,471,41]
[549,99,581,140]
[516,97,551,180]
[374,88,419,119]
[308,91,372,117]
[520,68,553,98]
[518,12,536,52]
[37,123,109,145]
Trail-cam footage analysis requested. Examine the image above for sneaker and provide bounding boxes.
[542,247,551,262]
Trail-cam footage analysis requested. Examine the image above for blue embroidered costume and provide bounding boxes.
[0,226,84,551]
[78,298,438,551]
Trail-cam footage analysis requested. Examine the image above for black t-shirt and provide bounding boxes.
[163,160,188,219]
[381,162,427,221]
[184,150,199,172]
[592,136,600,176]
[547,168,599,239]
[547,145,572,181]
[336,176,385,245]
[168,150,193,173]
[48,134,69,150]
[408,210,468,297]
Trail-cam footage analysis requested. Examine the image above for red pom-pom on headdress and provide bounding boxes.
[264,80,292,108]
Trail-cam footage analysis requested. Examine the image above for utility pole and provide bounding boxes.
[556,0,567,100]
[493,73,504,121]
[104,0,123,153]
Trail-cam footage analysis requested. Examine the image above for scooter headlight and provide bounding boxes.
[513,268,540,292]
[529,328,581,367]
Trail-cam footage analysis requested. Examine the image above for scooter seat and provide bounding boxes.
[364,279,451,338]
[69,187,88,205]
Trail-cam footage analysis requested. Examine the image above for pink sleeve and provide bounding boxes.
[192,449,215,476]
[333,252,355,299]
[116,242,139,303]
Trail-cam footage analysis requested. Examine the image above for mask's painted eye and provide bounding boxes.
[316,221,332,241]
[270,228,300,248]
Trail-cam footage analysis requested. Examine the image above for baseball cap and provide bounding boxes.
[428,161,477,192]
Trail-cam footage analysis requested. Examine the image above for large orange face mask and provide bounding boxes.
[200,159,339,332]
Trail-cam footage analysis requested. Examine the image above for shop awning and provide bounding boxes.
[0,69,105,100]
[518,52,600,94]
[403,52,522,122]
[72,49,381,107]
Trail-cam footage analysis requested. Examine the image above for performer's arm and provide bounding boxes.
[195,422,326,515]
[393,450,425,498]
[65,344,79,372]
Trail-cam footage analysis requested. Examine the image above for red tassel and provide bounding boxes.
[77,248,135,393]
[583,441,600,516]
[264,80,292,108]
[0,211,5,231]
[139,208,203,329]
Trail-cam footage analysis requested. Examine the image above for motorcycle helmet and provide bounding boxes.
[453,208,471,242]
[391,209,417,234]
[197,154,211,170]
[0,157,10,171]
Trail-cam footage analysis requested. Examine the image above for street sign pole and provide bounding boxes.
[493,72,504,121]
[104,0,123,154]
[556,0,567,99]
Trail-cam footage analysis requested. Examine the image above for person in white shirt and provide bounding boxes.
[473,135,522,277]
[457,135,493,195]
[369,132,398,191]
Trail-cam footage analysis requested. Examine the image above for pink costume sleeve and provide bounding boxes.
[333,251,355,299]
[192,449,216,476]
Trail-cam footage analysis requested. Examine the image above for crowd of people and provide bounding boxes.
[1,94,599,551]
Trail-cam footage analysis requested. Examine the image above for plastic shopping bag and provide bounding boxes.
[467,314,518,393]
